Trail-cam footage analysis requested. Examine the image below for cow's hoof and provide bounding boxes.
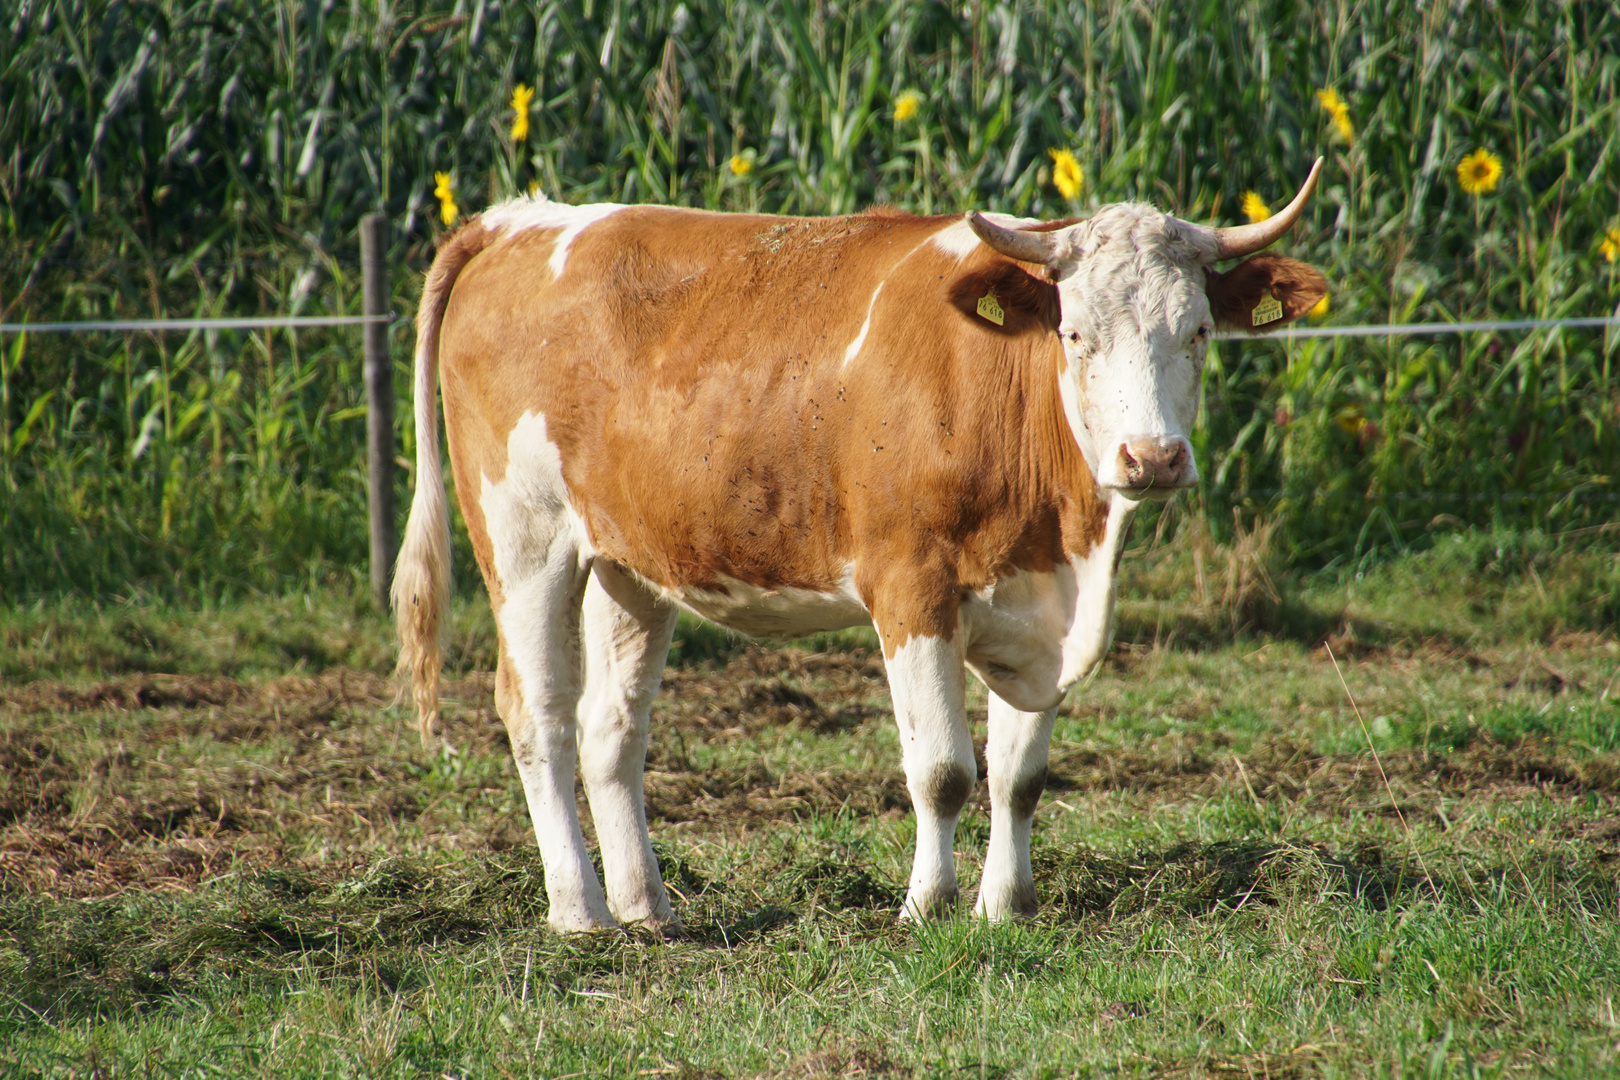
[625,914,686,942]
[898,887,960,922]
[973,882,1038,921]
[547,909,619,935]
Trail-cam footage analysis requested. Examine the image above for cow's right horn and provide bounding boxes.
[1211,157,1324,260]
[967,211,1061,266]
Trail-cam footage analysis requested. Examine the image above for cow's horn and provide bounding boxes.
[966,211,1061,265]
[1211,157,1324,260]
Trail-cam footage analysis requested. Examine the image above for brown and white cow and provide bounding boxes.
[394,161,1327,932]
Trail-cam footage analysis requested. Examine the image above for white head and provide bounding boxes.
[968,159,1328,501]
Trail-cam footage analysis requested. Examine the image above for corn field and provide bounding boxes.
[2,0,1618,600]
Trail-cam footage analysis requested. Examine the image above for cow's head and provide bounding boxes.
[967,159,1327,501]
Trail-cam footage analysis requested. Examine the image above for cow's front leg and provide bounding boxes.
[882,630,976,920]
[975,692,1056,919]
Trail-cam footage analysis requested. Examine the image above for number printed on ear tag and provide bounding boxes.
[977,291,1005,326]
[1252,290,1284,326]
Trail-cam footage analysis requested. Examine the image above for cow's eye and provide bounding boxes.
[1065,330,1081,344]
[1195,325,1210,340]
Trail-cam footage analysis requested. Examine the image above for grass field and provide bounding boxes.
[2,532,1617,1078]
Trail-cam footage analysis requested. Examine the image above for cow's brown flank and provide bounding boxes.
[435,206,1107,656]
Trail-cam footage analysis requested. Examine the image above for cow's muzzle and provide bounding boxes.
[1111,437,1198,496]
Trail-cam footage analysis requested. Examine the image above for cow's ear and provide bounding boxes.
[948,261,1060,336]
[1206,255,1328,334]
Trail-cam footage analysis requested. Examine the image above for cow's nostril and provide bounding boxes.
[1118,444,1143,483]
[1115,438,1195,490]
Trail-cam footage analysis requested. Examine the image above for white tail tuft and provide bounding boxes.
[392,221,490,748]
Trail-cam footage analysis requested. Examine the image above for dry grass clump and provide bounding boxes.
[1186,513,1285,635]
[763,1034,912,1079]
[1124,510,1295,641]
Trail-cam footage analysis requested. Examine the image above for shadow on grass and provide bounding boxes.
[1036,837,1619,922]
[1113,598,1368,656]
[1034,838,1418,917]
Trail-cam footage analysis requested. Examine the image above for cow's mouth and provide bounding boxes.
[1110,480,1194,503]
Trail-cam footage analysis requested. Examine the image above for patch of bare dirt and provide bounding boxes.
[1578,818,1620,866]
[0,739,74,826]
[761,1033,911,1079]
[1043,735,1620,810]
[0,829,245,896]
[0,671,491,897]
[1,671,394,716]
[644,764,909,828]
[657,648,887,740]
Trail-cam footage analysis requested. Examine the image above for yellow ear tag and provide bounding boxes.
[976,290,1005,326]
[1252,289,1285,326]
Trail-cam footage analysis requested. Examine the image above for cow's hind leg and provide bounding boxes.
[975,693,1056,919]
[576,562,680,931]
[490,530,612,933]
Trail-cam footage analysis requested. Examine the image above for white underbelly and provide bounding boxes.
[666,572,870,639]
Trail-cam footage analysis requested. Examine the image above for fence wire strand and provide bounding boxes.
[0,314,393,333]
[4,313,1616,336]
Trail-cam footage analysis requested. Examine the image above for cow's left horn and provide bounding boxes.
[966,211,1061,265]
[1211,157,1324,260]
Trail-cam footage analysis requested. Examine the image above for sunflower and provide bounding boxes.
[1048,149,1083,200]
[1315,87,1354,142]
[433,172,457,225]
[510,84,534,142]
[1457,149,1503,195]
[1599,226,1620,263]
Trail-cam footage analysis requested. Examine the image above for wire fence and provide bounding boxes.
[1202,488,1619,502]
[4,314,1616,336]
[0,314,393,333]
[0,215,403,604]
[1260,315,1620,340]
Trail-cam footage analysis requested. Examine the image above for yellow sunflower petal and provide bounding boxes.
[1457,149,1503,195]
[1601,226,1620,263]
[510,84,534,142]
[1049,148,1083,200]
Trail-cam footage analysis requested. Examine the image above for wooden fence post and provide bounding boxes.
[361,213,396,610]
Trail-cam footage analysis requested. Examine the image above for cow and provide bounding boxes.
[393,160,1327,933]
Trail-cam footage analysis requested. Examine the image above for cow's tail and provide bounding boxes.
[392,220,490,749]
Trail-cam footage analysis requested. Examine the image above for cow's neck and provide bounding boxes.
[1037,328,1135,685]
[985,336,1137,694]
[1054,492,1135,687]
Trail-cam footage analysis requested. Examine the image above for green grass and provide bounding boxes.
[5,855,1615,1077]
[3,1,1618,598]
[2,538,1618,1076]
